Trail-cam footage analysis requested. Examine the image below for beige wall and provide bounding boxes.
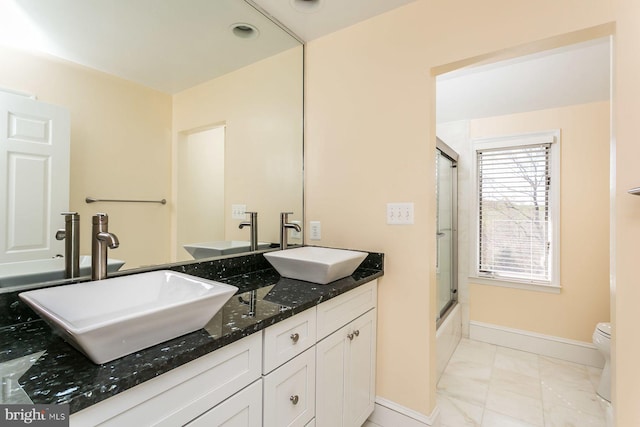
[468,102,610,343]
[0,45,173,269]
[172,46,304,253]
[304,0,615,418]
[612,0,640,424]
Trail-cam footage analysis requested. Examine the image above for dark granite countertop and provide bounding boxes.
[0,249,383,414]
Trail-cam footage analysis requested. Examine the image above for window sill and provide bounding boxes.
[468,276,561,294]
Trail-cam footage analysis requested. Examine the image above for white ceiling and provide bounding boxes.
[0,0,417,94]
[436,37,611,123]
[251,0,418,42]
[0,0,300,94]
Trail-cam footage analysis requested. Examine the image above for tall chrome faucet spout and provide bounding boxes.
[92,213,119,280]
[280,212,301,250]
[239,212,258,251]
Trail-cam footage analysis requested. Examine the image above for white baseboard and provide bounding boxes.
[367,397,440,427]
[469,321,604,368]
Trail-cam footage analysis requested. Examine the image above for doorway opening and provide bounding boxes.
[176,125,226,262]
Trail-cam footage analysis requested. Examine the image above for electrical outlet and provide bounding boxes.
[310,221,321,240]
[231,204,246,220]
[387,202,414,225]
[290,220,302,239]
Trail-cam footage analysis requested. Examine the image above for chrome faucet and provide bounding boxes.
[91,213,119,280]
[239,211,258,251]
[55,212,80,279]
[280,212,301,250]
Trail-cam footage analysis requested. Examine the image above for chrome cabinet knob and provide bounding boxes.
[347,333,354,341]
[290,395,299,405]
[290,333,300,343]
[354,330,360,337]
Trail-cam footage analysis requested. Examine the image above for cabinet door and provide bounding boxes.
[263,347,316,427]
[315,323,348,427]
[185,380,262,427]
[316,309,377,427]
[345,309,377,427]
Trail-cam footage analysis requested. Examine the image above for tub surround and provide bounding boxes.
[0,250,383,414]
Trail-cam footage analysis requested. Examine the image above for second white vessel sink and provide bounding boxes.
[264,246,367,285]
[19,271,238,364]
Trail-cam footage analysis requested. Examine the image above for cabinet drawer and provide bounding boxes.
[70,333,262,427]
[317,280,377,340]
[185,380,262,427]
[263,347,316,427]
[263,307,316,374]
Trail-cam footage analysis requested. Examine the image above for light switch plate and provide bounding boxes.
[387,202,414,225]
[231,204,246,220]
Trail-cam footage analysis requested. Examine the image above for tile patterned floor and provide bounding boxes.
[437,338,612,427]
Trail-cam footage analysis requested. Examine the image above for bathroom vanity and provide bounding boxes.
[0,250,383,427]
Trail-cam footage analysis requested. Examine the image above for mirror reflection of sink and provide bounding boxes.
[0,256,125,288]
[264,247,368,285]
[184,241,271,259]
[19,271,238,364]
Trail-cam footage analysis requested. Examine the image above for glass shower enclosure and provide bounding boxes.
[436,138,458,326]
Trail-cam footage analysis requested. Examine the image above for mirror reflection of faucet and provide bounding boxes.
[55,212,81,279]
[91,213,119,280]
[238,291,257,318]
[239,212,258,251]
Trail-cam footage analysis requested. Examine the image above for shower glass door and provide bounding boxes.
[436,139,458,325]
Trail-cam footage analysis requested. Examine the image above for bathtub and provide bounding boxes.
[436,303,462,381]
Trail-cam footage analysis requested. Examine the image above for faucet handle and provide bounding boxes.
[93,213,109,225]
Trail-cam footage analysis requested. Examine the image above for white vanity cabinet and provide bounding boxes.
[70,280,377,427]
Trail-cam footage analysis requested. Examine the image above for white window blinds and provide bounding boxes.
[477,143,552,283]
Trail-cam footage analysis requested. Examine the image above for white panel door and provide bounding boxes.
[0,91,70,262]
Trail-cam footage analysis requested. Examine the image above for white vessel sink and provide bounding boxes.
[264,247,367,285]
[19,271,238,364]
[0,256,125,288]
[184,240,271,259]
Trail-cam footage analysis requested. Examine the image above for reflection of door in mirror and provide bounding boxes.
[0,91,70,263]
[177,126,225,262]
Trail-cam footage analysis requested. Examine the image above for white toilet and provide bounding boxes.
[593,322,612,402]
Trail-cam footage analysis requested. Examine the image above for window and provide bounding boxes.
[472,131,560,290]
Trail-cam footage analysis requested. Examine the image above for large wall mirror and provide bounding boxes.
[0,0,303,291]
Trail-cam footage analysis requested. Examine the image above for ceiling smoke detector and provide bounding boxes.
[231,23,260,39]
[290,0,322,13]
